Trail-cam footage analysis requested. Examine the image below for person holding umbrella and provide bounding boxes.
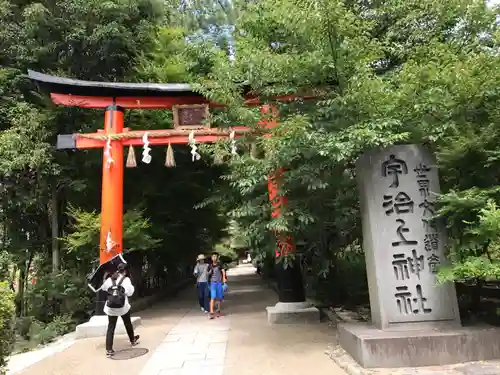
[100,263,139,357]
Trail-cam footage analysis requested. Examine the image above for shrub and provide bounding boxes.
[29,314,75,346]
[25,271,92,323]
[0,282,15,375]
[305,241,369,308]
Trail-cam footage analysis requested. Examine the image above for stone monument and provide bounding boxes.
[338,144,500,368]
[357,144,460,330]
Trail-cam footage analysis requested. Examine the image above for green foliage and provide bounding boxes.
[0,0,229,352]
[189,0,500,305]
[25,271,92,322]
[61,205,161,266]
[61,206,100,267]
[1,0,500,345]
[135,27,189,82]
[1,0,163,77]
[469,201,500,248]
[15,314,74,352]
[213,239,238,265]
[196,0,415,275]
[306,241,368,307]
[28,314,74,346]
[437,200,500,283]
[0,282,15,375]
[0,252,12,281]
[167,0,236,52]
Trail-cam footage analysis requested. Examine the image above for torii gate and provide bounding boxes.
[28,70,313,324]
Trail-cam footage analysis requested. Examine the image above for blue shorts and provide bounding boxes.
[210,282,224,300]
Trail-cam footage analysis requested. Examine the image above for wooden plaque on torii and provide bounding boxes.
[172,104,209,129]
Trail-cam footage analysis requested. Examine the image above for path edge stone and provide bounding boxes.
[325,344,375,375]
[321,308,380,375]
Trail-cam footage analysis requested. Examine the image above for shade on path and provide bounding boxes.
[13,264,347,375]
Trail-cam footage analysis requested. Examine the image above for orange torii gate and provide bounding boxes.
[29,70,316,324]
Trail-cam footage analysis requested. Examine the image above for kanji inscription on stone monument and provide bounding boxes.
[382,154,408,188]
[356,144,460,329]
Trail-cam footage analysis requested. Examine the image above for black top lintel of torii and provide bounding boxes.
[27,70,327,100]
[27,70,205,98]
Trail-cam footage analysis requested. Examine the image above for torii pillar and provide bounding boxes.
[262,105,319,323]
[94,105,125,317]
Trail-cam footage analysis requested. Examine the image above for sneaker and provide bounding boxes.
[131,335,140,346]
[106,350,115,358]
[201,307,205,312]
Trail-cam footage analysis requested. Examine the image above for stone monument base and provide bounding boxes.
[338,322,500,368]
[75,315,142,339]
[266,302,320,324]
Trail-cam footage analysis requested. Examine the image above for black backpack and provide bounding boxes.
[106,277,126,308]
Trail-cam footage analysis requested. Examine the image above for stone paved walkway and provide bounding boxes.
[13,264,500,375]
[139,310,229,375]
[13,264,347,375]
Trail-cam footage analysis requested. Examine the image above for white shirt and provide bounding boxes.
[100,276,135,316]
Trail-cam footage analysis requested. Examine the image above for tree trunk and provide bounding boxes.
[51,186,60,272]
[16,270,25,317]
[10,264,17,292]
[23,254,34,317]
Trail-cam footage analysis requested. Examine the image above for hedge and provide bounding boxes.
[0,282,15,375]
